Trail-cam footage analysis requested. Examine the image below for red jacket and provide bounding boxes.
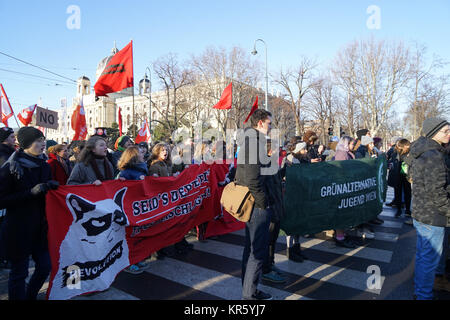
[47,153,71,185]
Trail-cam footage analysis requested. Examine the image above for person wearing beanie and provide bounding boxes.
[0,126,59,300]
[0,127,16,167]
[404,117,450,299]
[112,135,133,176]
[355,135,376,159]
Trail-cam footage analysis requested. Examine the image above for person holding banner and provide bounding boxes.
[235,109,274,301]
[117,145,151,274]
[0,127,59,300]
[112,135,134,177]
[67,136,114,186]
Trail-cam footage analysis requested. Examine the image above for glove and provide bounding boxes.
[47,180,59,190]
[31,183,50,196]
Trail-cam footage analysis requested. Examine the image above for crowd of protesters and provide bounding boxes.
[0,111,448,301]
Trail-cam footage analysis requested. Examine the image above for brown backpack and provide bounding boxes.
[220,182,255,222]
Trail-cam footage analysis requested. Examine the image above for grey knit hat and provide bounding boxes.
[422,117,449,138]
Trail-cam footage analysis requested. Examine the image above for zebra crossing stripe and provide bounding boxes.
[144,258,310,300]
[232,229,394,262]
[187,238,385,294]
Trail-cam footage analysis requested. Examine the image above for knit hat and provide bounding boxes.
[361,135,374,146]
[356,129,369,140]
[422,117,449,138]
[0,127,14,143]
[114,135,132,152]
[293,142,307,153]
[17,127,44,149]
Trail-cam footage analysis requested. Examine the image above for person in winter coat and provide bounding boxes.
[332,136,358,248]
[0,127,16,167]
[111,135,133,176]
[235,109,274,300]
[47,144,72,185]
[67,136,114,186]
[116,146,151,274]
[391,139,412,218]
[117,145,149,181]
[404,117,450,299]
[0,127,59,300]
[303,130,323,163]
[354,135,376,159]
[148,143,173,178]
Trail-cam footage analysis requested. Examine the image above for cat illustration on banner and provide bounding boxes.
[49,187,130,300]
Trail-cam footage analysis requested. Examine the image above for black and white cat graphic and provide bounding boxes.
[49,187,131,300]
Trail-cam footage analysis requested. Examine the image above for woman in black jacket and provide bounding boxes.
[0,127,59,300]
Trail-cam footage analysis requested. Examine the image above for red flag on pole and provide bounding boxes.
[94,41,134,97]
[71,97,87,141]
[213,83,232,110]
[134,119,151,144]
[0,84,14,127]
[17,104,37,126]
[243,96,259,124]
[118,107,123,137]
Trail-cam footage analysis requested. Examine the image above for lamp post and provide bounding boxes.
[145,67,152,138]
[251,39,269,111]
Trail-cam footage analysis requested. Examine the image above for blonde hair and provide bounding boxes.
[117,146,141,171]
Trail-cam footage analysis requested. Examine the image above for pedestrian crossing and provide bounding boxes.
[0,187,408,300]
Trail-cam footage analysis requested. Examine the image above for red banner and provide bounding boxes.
[45,163,230,300]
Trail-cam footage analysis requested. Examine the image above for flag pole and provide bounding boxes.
[131,39,136,139]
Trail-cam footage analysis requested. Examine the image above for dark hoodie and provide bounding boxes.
[405,136,449,227]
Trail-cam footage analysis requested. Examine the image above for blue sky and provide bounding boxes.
[1,0,449,119]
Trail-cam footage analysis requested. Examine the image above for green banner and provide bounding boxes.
[281,157,387,236]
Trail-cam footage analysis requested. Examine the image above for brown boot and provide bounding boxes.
[433,275,450,292]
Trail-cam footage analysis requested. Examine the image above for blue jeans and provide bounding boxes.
[241,207,271,299]
[436,227,449,276]
[8,249,51,300]
[413,219,446,300]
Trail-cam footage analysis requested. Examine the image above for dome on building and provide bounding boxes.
[96,42,119,81]
[78,75,90,82]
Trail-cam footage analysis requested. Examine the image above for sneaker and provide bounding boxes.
[124,264,144,274]
[404,217,413,225]
[395,210,402,218]
[356,228,375,239]
[335,237,356,249]
[251,290,272,300]
[262,271,286,283]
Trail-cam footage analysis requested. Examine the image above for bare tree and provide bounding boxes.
[333,37,411,136]
[152,53,195,133]
[273,56,318,135]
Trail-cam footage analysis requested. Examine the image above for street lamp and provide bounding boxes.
[251,39,269,111]
[144,67,152,138]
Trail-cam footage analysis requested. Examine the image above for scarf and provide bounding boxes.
[90,156,113,181]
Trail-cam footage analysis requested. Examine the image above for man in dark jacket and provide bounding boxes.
[0,127,16,269]
[405,117,450,299]
[0,127,16,166]
[0,127,59,300]
[235,109,274,300]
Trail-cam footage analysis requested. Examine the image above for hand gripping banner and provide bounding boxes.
[45,163,226,300]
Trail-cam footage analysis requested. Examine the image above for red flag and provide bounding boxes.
[134,119,150,144]
[71,97,87,141]
[243,96,259,124]
[94,41,134,97]
[213,83,232,110]
[118,107,123,137]
[17,104,37,126]
[0,84,14,127]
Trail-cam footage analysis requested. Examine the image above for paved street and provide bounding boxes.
[0,187,448,300]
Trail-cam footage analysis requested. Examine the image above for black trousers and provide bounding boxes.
[394,174,411,212]
[262,220,281,274]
